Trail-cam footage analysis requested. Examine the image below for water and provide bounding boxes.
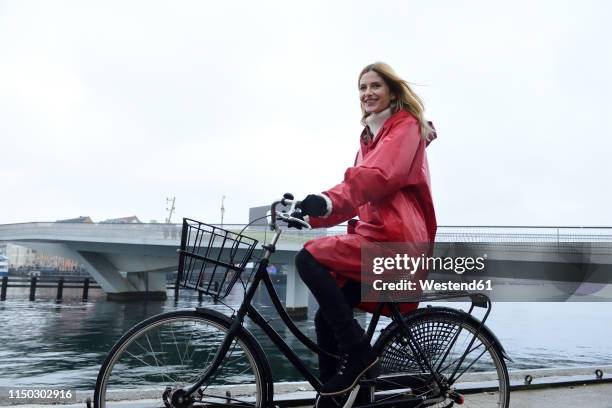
[0,285,611,390]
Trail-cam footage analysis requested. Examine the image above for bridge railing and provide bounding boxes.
[436,226,612,243]
[1,222,612,245]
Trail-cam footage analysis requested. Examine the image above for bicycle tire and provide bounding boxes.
[370,307,510,408]
[94,309,272,408]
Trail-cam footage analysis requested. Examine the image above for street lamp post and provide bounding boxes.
[165,197,176,224]
[221,195,226,228]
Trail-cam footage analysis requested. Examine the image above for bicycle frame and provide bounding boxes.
[181,201,498,406]
[185,224,344,396]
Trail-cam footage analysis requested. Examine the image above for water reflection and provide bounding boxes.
[0,285,612,390]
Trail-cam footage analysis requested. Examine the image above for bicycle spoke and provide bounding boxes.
[181,319,198,364]
[96,312,265,408]
[169,322,184,367]
[198,392,257,407]
[197,338,241,394]
[125,348,179,384]
[438,342,485,375]
[449,347,488,385]
[372,311,509,408]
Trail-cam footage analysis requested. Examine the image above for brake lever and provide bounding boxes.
[276,211,312,230]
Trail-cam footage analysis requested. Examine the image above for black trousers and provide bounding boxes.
[295,249,365,382]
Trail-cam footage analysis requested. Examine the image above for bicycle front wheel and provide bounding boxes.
[94,309,271,408]
[372,308,510,408]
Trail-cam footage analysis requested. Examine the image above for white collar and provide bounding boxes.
[365,107,392,141]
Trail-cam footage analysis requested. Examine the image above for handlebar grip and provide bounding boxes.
[294,216,311,229]
[276,211,312,230]
[271,195,308,230]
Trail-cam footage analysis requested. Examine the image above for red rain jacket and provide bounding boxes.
[304,110,437,314]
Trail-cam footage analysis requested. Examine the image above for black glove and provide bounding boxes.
[287,210,306,230]
[299,194,329,217]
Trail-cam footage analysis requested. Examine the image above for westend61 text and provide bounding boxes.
[372,254,486,275]
[372,279,493,292]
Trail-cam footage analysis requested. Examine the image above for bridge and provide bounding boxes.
[1,222,612,316]
[0,221,335,316]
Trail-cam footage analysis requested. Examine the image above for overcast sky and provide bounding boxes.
[1,0,610,226]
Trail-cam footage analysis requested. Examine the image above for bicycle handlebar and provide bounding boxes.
[269,194,312,230]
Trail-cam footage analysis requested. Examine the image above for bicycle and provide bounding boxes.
[93,194,511,408]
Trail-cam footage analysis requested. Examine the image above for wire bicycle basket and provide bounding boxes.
[177,218,259,300]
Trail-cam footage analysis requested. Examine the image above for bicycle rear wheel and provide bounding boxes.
[94,309,271,408]
[371,308,510,408]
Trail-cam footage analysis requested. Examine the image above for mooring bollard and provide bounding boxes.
[29,276,37,301]
[56,277,64,302]
[82,277,90,301]
[1,276,7,301]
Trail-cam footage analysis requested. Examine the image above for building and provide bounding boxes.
[0,243,80,274]
[0,243,36,267]
[101,216,142,224]
[0,254,8,277]
[56,216,94,223]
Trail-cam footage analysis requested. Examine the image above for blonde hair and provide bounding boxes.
[359,62,434,142]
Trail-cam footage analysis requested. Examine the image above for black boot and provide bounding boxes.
[315,309,339,383]
[320,338,380,396]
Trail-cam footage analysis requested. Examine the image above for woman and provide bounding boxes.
[292,62,437,397]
